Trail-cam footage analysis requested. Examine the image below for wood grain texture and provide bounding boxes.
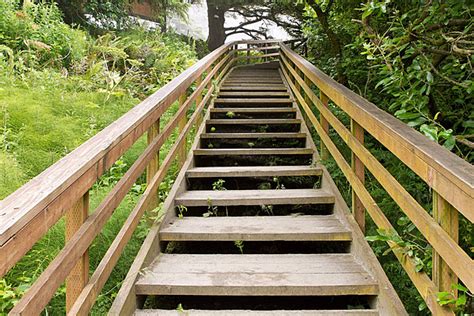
[65,193,89,313]
[134,310,379,316]
[186,165,322,178]
[160,215,351,241]
[175,189,335,206]
[135,254,378,296]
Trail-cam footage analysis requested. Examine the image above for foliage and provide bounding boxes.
[298,0,473,160]
[436,284,471,313]
[0,1,198,314]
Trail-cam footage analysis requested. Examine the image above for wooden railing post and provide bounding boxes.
[433,192,459,296]
[146,120,160,212]
[177,94,188,167]
[247,43,250,64]
[320,91,330,160]
[195,75,203,127]
[351,119,365,232]
[65,192,89,313]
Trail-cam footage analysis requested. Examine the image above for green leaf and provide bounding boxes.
[420,124,438,141]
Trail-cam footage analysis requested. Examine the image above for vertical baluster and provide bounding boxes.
[146,120,160,212]
[177,93,188,168]
[65,192,89,313]
[351,119,365,232]
[247,43,250,64]
[319,91,330,160]
[195,75,203,127]
[433,192,459,296]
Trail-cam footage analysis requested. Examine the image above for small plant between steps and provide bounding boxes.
[177,205,188,219]
[234,240,244,254]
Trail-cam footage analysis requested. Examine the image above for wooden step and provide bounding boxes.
[206,119,300,125]
[193,148,313,156]
[210,108,295,113]
[174,189,335,206]
[215,98,292,104]
[135,254,379,296]
[160,215,352,241]
[135,310,379,315]
[219,86,287,91]
[186,165,322,178]
[201,132,306,139]
[218,91,290,97]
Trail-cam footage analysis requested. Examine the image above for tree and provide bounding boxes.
[205,0,302,50]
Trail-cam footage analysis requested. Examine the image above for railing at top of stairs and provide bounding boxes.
[0,39,472,316]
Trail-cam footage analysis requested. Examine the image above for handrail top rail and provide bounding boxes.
[279,43,473,218]
[0,42,234,246]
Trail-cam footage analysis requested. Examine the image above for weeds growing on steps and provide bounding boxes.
[0,1,199,314]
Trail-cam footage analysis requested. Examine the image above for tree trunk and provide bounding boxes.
[206,0,227,51]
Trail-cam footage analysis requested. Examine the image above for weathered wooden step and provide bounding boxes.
[219,86,287,91]
[211,108,295,113]
[135,254,378,296]
[135,310,379,315]
[218,91,290,97]
[194,148,313,156]
[215,98,292,104]
[186,165,322,178]
[174,189,334,206]
[201,132,306,139]
[207,119,300,125]
[160,215,351,241]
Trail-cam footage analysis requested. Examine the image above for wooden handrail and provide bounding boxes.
[1,41,235,315]
[280,44,473,222]
[0,42,233,276]
[279,42,473,315]
[3,39,471,315]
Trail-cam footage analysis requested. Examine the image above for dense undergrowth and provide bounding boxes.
[0,1,198,314]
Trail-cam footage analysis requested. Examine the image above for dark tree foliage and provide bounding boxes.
[205,0,302,50]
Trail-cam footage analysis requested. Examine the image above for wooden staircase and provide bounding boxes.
[118,65,406,315]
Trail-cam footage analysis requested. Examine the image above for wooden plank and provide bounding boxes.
[178,94,188,168]
[186,165,322,178]
[175,189,335,206]
[351,119,365,233]
[220,86,287,91]
[432,192,459,295]
[135,310,379,315]
[201,132,306,139]
[193,148,313,156]
[210,107,295,113]
[146,120,160,212]
[215,98,292,104]
[235,45,280,52]
[235,52,280,60]
[65,193,89,313]
[282,64,474,294]
[135,254,378,296]
[218,92,289,97]
[207,119,300,125]
[280,43,474,222]
[320,91,330,161]
[160,215,351,241]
